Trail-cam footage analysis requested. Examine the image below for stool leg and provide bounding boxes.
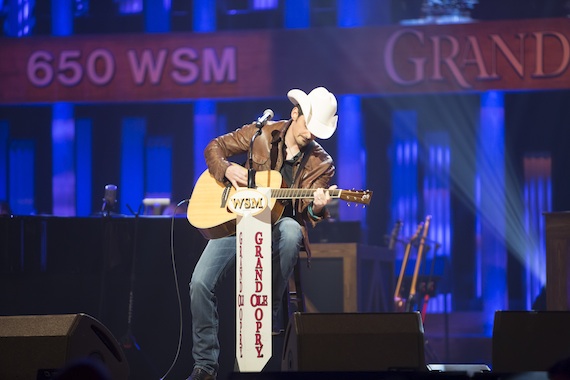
[287,259,305,314]
[292,259,305,312]
[282,258,306,332]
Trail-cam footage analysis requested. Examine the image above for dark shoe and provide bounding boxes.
[187,367,216,380]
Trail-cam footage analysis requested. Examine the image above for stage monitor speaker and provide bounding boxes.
[0,313,129,380]
[281,312,426,372]
[493,311,570,372]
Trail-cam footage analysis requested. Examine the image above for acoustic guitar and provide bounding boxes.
[187,169,372,239]
[394,222,424,312]
[406,215,432,312]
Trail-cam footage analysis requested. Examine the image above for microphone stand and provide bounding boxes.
[247,124,264,189]
[120,203,160,377]
[98,186,117,317]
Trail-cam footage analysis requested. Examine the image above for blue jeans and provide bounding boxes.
[189,217,302,375]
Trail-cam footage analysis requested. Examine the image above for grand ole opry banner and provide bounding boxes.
[1,17,569,104]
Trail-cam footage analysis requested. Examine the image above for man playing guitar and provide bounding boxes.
[187,87,339,380]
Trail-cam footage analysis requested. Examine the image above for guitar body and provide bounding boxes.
[187,169,285,239]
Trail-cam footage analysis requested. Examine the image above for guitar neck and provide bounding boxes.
[270,188,341,200]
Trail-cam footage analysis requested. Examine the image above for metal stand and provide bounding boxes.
[119,204,160,377]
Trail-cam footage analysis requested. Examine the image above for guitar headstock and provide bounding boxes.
[338,189,373,206]
[387,220,403,250]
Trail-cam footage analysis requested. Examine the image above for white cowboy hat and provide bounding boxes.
[287,87,338,139]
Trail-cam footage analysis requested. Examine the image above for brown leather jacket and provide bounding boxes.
[204,119,335,259]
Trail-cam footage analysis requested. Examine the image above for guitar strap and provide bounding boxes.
[292,140,316,187]
[292,141,316,267]
[290,141,316,217]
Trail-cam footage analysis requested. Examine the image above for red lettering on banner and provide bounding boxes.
[255,231,263,245]
[254,302,267,358]
[126,47,236,85]
[430,34,470,88]
[171,47,199,84]
[383,24,570,90]
[5,19,570,104]
[532,31,570,78]
[254,231,264,294]
[27,49,115,88]
[238,310,243,358]
[254,307,264,358]
[250,294,268,307]
[238,232,243,358]
[255,338,264,358]
[462,35,494,80]
[255,245,263,258]
[239,233,243,292]
[127,49,168,85]
[384,29,425,86]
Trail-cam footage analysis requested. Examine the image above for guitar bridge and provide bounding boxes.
[221,184,231,208]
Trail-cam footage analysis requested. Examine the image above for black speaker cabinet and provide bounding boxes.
[0,313,129,380]
[493,311,570,372]
[281,312,426,372]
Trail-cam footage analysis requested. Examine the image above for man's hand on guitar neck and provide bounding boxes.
[312,185,337,215]
[223,163,336,215]
[224,164,248,189]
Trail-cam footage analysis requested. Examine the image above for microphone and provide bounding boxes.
[102,184,117,215]
[255,109,274,128]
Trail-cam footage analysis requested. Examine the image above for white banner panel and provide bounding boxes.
[232,187,272,372]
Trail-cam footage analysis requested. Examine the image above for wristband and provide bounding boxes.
[308,202,324,221]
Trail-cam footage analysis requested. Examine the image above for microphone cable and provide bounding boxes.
[160,198,190,380]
